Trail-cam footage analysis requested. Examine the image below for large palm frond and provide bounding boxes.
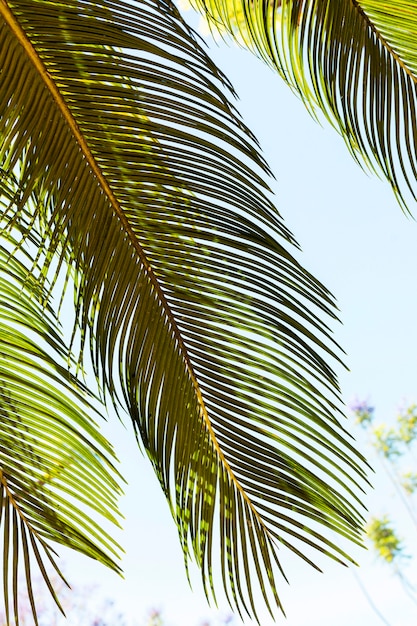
[0,0,367,621]
[191,0,417,211]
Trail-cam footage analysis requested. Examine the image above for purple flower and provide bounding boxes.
[349,399,375,427]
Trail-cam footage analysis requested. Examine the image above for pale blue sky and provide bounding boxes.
[57,8,417,626]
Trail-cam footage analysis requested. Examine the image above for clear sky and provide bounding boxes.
[56,7,417,626]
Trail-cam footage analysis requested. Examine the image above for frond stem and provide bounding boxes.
[352,0,417,85]
[0,0,270,539]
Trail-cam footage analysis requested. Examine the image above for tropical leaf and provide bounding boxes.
[0,0,368,621]
[0,230,123,624]
[191,0,417,211]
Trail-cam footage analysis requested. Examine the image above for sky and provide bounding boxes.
[51,6,417,626]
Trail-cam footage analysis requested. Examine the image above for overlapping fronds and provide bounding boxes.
[0,0,368,621]
[0,234,123,624]
[191,0,417,211]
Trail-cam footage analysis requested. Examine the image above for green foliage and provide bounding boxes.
[372,425,402,461]
[401,472,417,496]
[7,0,417,622]
[0,0,372,623]
[351,400,417,615]
[371,404,417,460]
[192,0,417,211]
[366,516,407,564]
[398,405,417,446]
[352,401,417,460]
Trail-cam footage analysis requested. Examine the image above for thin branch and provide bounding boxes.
[352,569,393,626]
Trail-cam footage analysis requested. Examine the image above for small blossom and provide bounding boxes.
[350,400,375,427]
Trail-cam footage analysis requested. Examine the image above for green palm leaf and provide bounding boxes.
[0,233,123,624]
[192,0,417,211]
[0,0,367,621]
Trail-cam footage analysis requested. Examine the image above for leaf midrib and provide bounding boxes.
[0,0,272,539]
[353,0,417,84]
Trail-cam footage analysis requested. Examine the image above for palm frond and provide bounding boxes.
[0,0,368,620]
[191,0,417,211]
[0,234,123,624]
